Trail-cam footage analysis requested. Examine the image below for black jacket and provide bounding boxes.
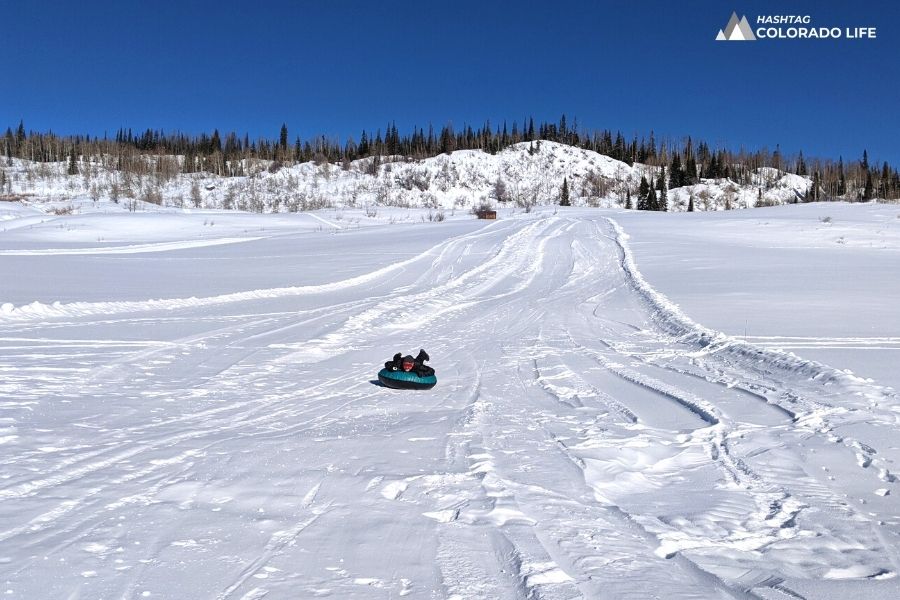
[384,349,435,377]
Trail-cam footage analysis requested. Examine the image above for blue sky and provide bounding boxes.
[3,0,898,164]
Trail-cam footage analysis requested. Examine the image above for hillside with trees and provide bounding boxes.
[2,117,897,213]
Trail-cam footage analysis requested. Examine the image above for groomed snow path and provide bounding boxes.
[1,212,898,600]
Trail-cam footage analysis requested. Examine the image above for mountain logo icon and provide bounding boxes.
[716,12,756,41]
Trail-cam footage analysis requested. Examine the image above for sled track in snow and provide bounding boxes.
[0,218,518,325]
[605,216,897,407]
[605,216,899,481]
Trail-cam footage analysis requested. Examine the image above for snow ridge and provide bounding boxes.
[605,216,897,410]
[0,225,482,323]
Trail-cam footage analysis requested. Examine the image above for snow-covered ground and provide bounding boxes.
[1,200,898,599]
[616,202,900,391]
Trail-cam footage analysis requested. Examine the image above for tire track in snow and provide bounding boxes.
[413,214,897,592]
[605,216,898,416]
[0,219,520,325]
[594,217,899,582]
[411,219,766,598]
[0,305,356,476]
[539,334,808,571]
[0,304,394,546]
[273,216,565,365]
[466,216,893,595]
[1,233,467,549]
[605,216,899,484]
[0,363,374,506]
[439,354,757,598]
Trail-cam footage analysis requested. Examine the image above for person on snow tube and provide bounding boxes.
[379,349,437,389]
[384,349,435,378]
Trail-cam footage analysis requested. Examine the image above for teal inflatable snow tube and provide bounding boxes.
[377,368,437,390]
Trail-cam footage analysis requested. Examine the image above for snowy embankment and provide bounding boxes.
[615,202,900,390]
[0,204,898,599]
[2,141,813,212]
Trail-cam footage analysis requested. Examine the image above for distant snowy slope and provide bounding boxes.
[2,141,816,213]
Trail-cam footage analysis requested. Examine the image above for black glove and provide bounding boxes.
[415,364,436,377]
[385,353,402,370]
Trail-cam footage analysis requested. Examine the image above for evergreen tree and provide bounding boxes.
[837,157,846,195]
[613,132,626,162]
[278,123,287,156]
[439,125,455,154]
[560,177,570,206]
[15,120,25,149]
[719,151,731,179]
[685,154,698,185]
[863,169,874,201]
[358,131,369,157]
[67,146,78,175]
[625,190,633,210]
[648,183,658,211]
[600,131,613,155]
[637,139,648,164]
[796,150,807,176]
[670,153,683,188]
[687,193,695,212]
[705,154,718,179]
[211,129,221,153]
[637,176,650,210]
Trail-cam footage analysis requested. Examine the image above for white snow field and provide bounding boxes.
[1,201,898,600]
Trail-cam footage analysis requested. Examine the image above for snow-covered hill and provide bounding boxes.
[1,141,815,213]
[1,204,898,599]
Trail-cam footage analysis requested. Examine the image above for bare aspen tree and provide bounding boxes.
[190,180,202,208]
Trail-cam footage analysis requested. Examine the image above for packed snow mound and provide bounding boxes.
[2,142,818,213]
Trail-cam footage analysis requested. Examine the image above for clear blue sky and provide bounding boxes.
[3,0,898,165]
